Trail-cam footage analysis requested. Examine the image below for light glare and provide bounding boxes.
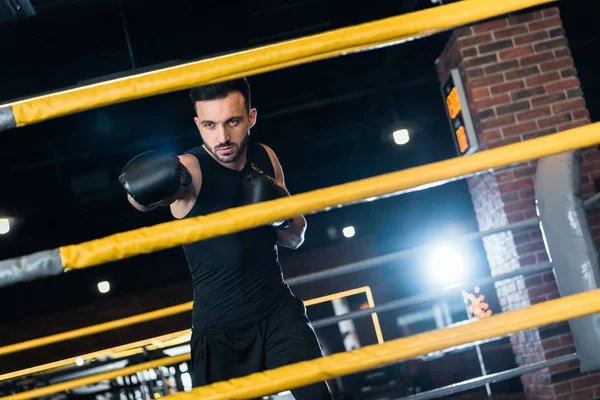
[429,245,465,284]
[342,226,355,238]
[0,219,9,235]
[393,129,410,145]
[97,281,111,294]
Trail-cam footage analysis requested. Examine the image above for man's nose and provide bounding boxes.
[216,126,230,143]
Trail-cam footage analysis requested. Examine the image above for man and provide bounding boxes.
[119,78,333,399]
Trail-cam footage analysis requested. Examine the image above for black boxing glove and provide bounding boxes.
[238,166,292,230]
[119,151,192,207]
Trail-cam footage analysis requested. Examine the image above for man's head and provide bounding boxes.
[189,78,256,164]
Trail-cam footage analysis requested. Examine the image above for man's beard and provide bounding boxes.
[205,134,250,164]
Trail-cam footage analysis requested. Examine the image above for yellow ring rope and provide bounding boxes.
[59,122,600,270]
[0,301,192,357]
[6,288,600,400]
[1,0,554,128]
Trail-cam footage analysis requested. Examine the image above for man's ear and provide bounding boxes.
[249,108,258,129]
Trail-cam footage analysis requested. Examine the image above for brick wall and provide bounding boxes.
[437,6,600,400]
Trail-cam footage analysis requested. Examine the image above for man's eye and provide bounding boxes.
[229,120,240,126]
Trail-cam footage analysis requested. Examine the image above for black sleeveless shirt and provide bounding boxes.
[181,143,293,334]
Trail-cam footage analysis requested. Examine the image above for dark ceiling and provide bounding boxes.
[0,0,599,322]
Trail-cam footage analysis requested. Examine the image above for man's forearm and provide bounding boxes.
[276,216,306,249]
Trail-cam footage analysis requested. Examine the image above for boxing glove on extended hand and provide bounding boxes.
[119,151,192,207]
[238,168,292,230]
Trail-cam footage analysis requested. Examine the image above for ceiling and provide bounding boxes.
[0,0,599,321]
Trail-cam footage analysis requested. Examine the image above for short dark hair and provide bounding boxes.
[188,78,251,114]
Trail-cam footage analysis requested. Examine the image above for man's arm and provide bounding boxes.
[262,144,306,249]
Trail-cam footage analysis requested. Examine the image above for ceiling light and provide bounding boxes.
[97,281,110,294]
[393,129,410,145]
[0,218,9,235]
[342,226,355,238]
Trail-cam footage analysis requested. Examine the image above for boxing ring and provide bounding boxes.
[3,0,600,398]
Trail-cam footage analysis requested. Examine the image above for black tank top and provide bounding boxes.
[181,143,293,334]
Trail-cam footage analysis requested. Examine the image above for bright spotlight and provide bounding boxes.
[97,281,111,294]
[393,129,410,145]
[342,226,355,238]
[75,357,84,366]
[428,245,466,285]
[0,219,9,235]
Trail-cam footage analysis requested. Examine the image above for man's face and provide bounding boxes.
[193,92,256,164]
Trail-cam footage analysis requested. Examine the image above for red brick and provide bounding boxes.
[506,66,541,81]
[487,136,521,150]
[517,106,552,122]
[514,30,549,45]
[538,113,572,128]
[464,70,483,81]
[490,80,526,95]
[525,275,543,286]
[507,211,527,223]
[567,88,584,99]
[471,87,490,100]
[499,177,533,193]
[461,47,477,58]
[514,164,537,178]
[463,54,498,69]
[485,59,520,74]
[512,86,546,101]
[509,11,543,26]
[499,45,534,61]
[547,346,577,360]
[480,111,500,126]
[479,39,514,55]
[553,382,572,395]
[559,334,574,346]
[529,16,562,31]
[458,33,493,48]
[496,171,514,184]
[525,71,561,87]
[555,47,571,59]
[455,27,473,38]
[531,92,567,107]
[469,73,505,89]
[481,114,516,130]
[473,94,510,110]
[540,58,574,72]
[535,38,568,52]
[552,98,586,114]
[501,191,520,203]
[497,101,531,116]
[518,241,546,257]
[543,7,560,17]
[473,19,508,33]
[561,68,578,79]
[568,389,594,400]
[503,121,538,137]
[550,27,566,39]
[573,376,600,391]
[520,251,538,267]
[541,337,561,351]
[520,51,555,67]
[573,109,590,120]
[505,199,535,213]
[494,25,529,39]
[558,120,590,132]
[546,78,581,93]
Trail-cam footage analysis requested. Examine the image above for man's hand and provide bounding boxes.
[119,151,192,210]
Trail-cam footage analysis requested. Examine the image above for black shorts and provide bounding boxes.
[190,295,333,399]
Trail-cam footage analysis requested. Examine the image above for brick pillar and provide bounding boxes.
[436,6,600,400]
